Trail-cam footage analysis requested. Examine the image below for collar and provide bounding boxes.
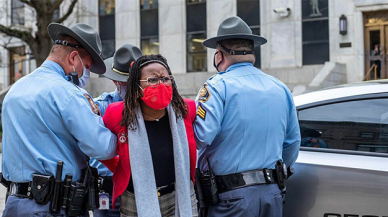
[41,60,66,79]
[113,89,123,101]
[222,62,253,74]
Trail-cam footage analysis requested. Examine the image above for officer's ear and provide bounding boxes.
[112,80,120,89]
[68,51,78,66]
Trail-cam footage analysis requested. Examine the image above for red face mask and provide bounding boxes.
[141,84,173,110]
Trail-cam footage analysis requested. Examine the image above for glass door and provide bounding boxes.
[365,26,385,79]
[364,11,388,80]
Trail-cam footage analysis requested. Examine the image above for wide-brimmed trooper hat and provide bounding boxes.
[203,16,267,49]
[103,44,142,82]
[47,23,106,74]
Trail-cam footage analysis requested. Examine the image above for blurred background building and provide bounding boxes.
[1,0,388,99]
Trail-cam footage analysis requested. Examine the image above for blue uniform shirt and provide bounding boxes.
[194,62,301,175]
[94,90,121,116]
[1,60,117,182]
[90,90,122,176]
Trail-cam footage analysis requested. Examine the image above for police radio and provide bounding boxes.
[67,72,79,86]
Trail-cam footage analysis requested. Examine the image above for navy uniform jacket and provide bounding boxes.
[1,60,117,182]
[90,90,122,176]
[194,62,301,175]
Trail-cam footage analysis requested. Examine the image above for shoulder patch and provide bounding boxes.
[84,94,101,116]
[197,105,206,120]
[198,83,210,103]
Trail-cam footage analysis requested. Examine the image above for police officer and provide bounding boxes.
[194,16,301,217]
[1,23,117,216]
[91,44,142,217]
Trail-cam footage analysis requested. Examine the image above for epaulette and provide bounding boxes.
[208,73,218,81]
[94,92,111,102]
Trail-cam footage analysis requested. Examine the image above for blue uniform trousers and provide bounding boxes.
[2,196,89,217]
[207,184,282,217]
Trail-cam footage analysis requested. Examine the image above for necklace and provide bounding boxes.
[143,110,166,121]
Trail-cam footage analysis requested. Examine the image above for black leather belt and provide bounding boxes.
[127,182,175,198]
[215,169,277,193]
[156,183,175,197]
[8,182,32,199]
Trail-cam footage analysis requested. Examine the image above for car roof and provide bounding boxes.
[294,79,388,107]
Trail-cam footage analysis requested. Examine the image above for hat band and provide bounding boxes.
[55,40,83,49]
[218,44,254,55]
[112,64,129,76]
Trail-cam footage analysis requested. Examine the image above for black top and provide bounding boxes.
[127,113,175,191]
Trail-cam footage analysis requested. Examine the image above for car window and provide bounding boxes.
[298,98,388,154]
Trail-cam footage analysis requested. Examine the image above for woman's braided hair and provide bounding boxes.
[120,54,188,130]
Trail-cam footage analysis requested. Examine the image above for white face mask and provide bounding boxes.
[75,54,90,88]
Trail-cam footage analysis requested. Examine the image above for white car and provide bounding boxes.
[283,80,388,217]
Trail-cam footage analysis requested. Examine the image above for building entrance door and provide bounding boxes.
[364,11,388,80]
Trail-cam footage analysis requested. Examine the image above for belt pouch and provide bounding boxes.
[66,182,87,217]
[32,174,54,204]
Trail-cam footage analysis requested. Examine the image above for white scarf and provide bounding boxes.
[127,104,192,217]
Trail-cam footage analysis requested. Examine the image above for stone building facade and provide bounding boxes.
[1,0,388,99]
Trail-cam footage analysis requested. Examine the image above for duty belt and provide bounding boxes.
[215,169,277,193]
[8,182,32,199]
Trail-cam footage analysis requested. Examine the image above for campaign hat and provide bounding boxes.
[104,44,142,82]
[203,16,267,49]
[48,23,106,74]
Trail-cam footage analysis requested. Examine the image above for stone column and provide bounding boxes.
[159,0,186,74]
[261,0,299,69]
[115,0,140,48]
[206,0,236,73]
[75,0,104,96]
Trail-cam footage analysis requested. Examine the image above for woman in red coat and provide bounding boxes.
[101,54,198,217]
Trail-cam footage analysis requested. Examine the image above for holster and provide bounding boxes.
[86,167,99,210]
[195,169,209,217]
[65,165,100,216]
[31,174,54,205]
[197,170,219,205]
[274,161,287,204]
[0,172,10,189]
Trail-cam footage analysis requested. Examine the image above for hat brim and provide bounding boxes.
[203,34,267,49]
[48,23,106,74]
[103,58,129,82]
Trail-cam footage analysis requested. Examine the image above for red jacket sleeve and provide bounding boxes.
[184,98,197,183]
[101,103,121,172]
[100,156,119,173]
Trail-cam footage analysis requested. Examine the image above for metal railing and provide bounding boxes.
[363,64,377,81]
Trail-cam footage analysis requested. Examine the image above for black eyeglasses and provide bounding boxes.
[139,75,174,87]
